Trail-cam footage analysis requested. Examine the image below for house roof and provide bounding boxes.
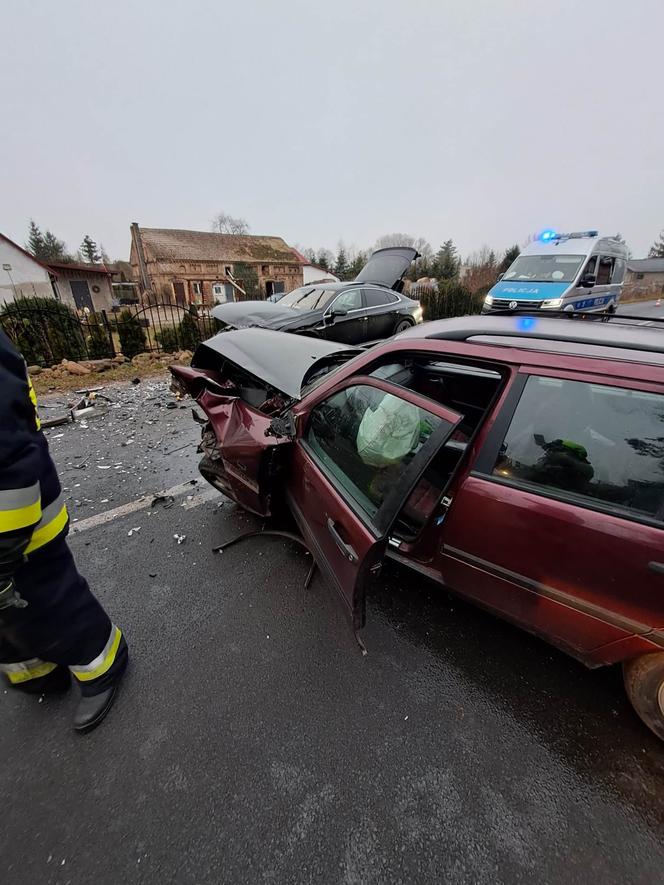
[137,227,300,264]
[47,261,111,275]
[0,232,58,276]
[627,259,664,273]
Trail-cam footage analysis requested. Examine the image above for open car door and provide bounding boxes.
[286,376,463,637]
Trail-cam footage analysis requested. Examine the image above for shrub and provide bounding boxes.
[117,309,147,358]
[155,311,206,353]
[178,312,201,351]
[418,280,482,321]
[86,315,114,359]
[0,296,86,365]
[155,326,180,353]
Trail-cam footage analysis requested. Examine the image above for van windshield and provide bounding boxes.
[503,254,585,283]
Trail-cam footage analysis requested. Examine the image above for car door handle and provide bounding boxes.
[649,562,664,575]
[327,518,358,563]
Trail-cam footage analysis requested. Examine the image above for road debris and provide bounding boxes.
[174,533,187,545]
[151,494,175,509]
[127,527,141,537]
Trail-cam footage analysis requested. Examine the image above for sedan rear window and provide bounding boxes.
[278,287,336,311]
[493,376,664,523]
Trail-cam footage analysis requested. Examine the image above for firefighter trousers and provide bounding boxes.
[0,534,127,696]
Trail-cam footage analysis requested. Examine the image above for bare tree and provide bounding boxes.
[211,212,250,235]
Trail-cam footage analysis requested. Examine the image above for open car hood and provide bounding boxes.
[211,300,304,330]
[193,328,361,400]
[354,246,420,287]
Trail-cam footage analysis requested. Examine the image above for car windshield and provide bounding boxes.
[503,254,585,283]
[278,287,336,311]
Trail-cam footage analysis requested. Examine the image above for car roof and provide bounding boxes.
[398,314,664,364]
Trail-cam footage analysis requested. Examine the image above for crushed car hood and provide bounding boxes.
[211,300,313,331]
[194,327,361,399]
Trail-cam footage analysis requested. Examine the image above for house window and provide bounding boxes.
[190,281,203,303]
[262,265,269,275]
[224,266,232,276]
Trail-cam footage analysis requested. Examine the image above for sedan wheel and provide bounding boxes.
[623,652,664,741]
[394,319,413,335]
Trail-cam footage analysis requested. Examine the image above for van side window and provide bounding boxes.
[492,376,664,524]
[581,256,597,280]
[612,258,626,284]
[596,256,615,285]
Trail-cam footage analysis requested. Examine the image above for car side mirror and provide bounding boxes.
[496,272,504,282]
[581,273,596,287]
[331,306,348,318]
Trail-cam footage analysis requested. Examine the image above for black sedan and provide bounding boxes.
[212,247,423,344]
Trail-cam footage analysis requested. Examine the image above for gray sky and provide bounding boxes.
[2,0,662,261]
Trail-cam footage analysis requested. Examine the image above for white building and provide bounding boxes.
[291,249,340,286]
[0,232,58,304]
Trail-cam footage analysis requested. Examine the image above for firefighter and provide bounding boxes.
[0,330,128,733]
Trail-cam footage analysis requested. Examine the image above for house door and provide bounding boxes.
[70,280,94,311]
[173,281,186,306]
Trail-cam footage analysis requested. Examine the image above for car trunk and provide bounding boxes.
[170,328,361,516]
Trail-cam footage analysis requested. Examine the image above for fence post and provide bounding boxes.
[100,310,116,357]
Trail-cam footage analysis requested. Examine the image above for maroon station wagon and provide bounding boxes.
[171,314,664,740]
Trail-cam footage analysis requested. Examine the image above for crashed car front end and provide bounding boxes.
[170,328,361,517]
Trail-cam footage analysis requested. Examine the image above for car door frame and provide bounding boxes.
[363,286,402,339]
[321,287,369,343]
[288,375,464,632]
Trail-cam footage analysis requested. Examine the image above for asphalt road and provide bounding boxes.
[2,378,664,885]
[617,298,664,324]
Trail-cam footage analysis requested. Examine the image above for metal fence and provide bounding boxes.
[0,299,221,367]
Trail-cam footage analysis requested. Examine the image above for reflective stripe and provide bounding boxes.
[0,482,42,532]
[70,625,122,683]
[28,377,41,431]
[1,659,58,684]
[25,495,68,554]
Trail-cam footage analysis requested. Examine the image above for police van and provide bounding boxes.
[483,230,628,315]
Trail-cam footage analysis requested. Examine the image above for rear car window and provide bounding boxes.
[364,289,397,307]
[493,376,664,523]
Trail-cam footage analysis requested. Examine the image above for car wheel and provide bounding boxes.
[601,302,617,322]
[394,318,413,335]
[623,653,664,740]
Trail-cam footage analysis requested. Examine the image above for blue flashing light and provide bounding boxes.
[538,229,557,243]
[517,316,538,332]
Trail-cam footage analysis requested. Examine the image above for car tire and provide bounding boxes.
[623,653,664,740]
[394,318,414,335]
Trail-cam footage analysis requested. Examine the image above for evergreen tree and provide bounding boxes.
[348,251,367,279]
[80,235,101,263]
[316,249,332,272]
[40,230,70,262]
[334,243,349,279]
[434,239,459,280]
[26,220,45,258]
[649,230,664,258]
[499,244,520,273]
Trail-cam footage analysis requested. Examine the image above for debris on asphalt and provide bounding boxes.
[41,414,72,429]
[127,527,141,537]
[174,533,186,544]
[151,494,175,509]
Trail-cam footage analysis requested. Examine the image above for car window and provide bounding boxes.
[365,288,397,307]
[612,258,626,284]
[596,256,614,285]
[332,289,363,312]
[306,385,443,520]
[492,376,664,523]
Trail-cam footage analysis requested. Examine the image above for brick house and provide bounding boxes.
[129,224,303,306]
[624,258,664,299]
